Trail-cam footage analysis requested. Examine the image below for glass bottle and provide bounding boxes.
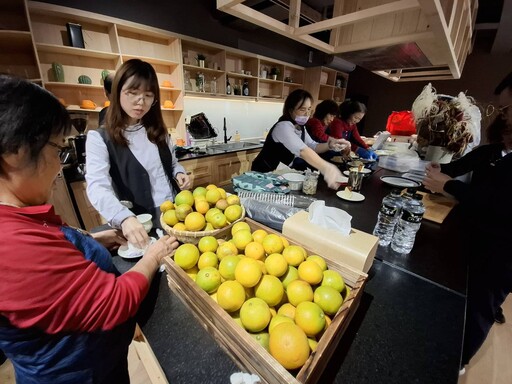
[226,77,231,95]
[211,77,217,94]
[242,79,249,96]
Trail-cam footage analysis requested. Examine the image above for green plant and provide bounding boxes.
[196,53,206,61]
[270,67,280,76]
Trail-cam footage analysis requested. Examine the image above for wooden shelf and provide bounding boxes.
[36,43,120,59]
[122,54,179,67]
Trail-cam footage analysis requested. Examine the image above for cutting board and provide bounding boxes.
[415,191,457,224]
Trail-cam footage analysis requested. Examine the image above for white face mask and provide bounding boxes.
[294,115,308,125]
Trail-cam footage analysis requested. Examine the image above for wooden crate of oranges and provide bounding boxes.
[163,218,367,384]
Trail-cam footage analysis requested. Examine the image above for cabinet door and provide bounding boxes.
[215,153,246,187]
[70,181,105,230]
[181,158,213,188]
[48,173,81,228]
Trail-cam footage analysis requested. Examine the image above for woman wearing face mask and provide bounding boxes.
[86,59,191,249]
[251,89,349,189]
[329,99,378,160]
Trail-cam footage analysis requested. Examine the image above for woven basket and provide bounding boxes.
[160,206,246,245]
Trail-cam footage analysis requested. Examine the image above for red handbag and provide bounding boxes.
[386,111,416,136]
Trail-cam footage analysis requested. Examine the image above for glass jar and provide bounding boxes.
[302,170,319,195]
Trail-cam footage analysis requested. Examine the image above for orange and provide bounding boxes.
[218,254,240,280]
[192,186,207,198]
[256,260,267,274]
[342,286,351,301]
[210,212,227,229]
[264,253,288,277]
[307,255,327,271]
[282,245,306,266]
[197,251,219,270]
[174,190,194,207]
[216,241,238,260]
[254,275,284,307]
[215,198,228,211]
[205,184,217,191]
[231,311,243,328]
[224,204,243,223]
[226,194,240,206]
[210,292,218,303]
[251,229,268,244]
[195,199,210,215]
[217,187,227,200]
[231,221,251,236]
[286,280,314,307]
[307,337,318,352]
[239,297,271,332]
[250,332,270,352]
[244,241,265,260]
[163,209,179,226]
[232,229,253,251]
[184,265,199,281]
[235,257,262,288]
[204,222,214,231]
[294,301,326,337]
[298,260,323,285]
[175,203,192,221]
[205,208,221,223]
[268,314,295,334]
[216,280,246,312]
[269,323,310,370]
[195,266,221,294]
[280,266,299,289]
[280,236,290,248]
[321,270,345,293]
[160,200,174,213]
[173,222,187,231]
[198,236,219,253]
[174,243,200,270]
[262,234,284,255]
[205,188,222,205]
[277,303,296,319]
[184,211,206,231]
[314,286,343,316]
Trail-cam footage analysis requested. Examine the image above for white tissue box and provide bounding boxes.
[283,211,377,273]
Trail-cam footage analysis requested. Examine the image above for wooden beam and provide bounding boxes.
[295,0,420,36]
[333,31,433,53]
[216,0,245,11]
[288,0,300,28]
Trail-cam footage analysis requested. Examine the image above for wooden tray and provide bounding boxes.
[416,191,457,224]
[164,218,367,384]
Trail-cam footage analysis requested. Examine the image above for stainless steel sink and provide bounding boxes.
[207,141,262,151]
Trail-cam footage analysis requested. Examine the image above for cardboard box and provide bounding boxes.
[282,211,377,273]
[164,218,367,384]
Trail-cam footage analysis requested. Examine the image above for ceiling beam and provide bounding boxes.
[333,31,433,54]
[492,0,512,53]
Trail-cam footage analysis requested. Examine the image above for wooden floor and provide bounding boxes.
[0,328,167,384]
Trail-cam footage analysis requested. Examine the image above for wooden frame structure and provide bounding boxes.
[217,0,478,81]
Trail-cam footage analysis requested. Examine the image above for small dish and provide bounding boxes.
[380,176,421,188]
[343,168,371,176]
[118,237,157,259]
[282,172,305,191]
[336,190,365,202]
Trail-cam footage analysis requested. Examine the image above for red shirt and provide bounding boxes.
[0,204,148,334]
[305,117,329,142]
[328,117,369,151]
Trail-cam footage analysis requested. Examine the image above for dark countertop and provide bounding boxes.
[176,141,263,161]
[111,163,467,384]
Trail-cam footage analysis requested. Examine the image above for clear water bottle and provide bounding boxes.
[373,189,403,246]
[391,193,425,254]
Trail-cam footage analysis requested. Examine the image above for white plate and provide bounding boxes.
[118,237,157,259]
[380,176,421,188]
[336,190,365,202]
[282,173,305,182]
[343,168,371,176]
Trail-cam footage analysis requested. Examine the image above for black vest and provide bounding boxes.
[251,119,306,172]
[97,128,161,223]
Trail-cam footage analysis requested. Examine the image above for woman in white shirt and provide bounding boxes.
[86,59,190,248]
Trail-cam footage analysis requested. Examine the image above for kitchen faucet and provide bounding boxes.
[223,117,231,143]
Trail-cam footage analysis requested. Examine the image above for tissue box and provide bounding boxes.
[282,211,377,273]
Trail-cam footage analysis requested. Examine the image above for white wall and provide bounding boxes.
[184,96,284,142]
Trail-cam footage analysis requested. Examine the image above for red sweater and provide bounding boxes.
[0,204,148,334]
[305,117,329,142]
[328,118,368,151]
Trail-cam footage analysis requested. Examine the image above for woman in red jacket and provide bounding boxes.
[329,100,378,160]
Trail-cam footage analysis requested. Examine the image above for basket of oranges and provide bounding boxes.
[160,185,245,245]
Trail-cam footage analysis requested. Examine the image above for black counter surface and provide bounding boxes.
[112,163,467,384]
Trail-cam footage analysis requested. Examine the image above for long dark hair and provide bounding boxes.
[0,75,71,173]
[280,89,313,122]
[106,59,167,147]
[339,99,367,121]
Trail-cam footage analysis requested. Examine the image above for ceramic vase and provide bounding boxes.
[52,62,65,82]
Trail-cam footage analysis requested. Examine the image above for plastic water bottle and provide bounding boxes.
[391,193,425,254]
[373,189,403,246]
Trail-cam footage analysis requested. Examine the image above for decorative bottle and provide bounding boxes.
[242,79,249,96]
[226,77,231,95]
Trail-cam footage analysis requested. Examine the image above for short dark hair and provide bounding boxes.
[103,73,114,96]
[339,99,367,121]
[313,99,339,120]
[281,89,313,121]
[0,75,71,171]
[494,71,512,95]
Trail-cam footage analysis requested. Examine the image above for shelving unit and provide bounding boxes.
[304,66,349,105]
[0,0,41,81]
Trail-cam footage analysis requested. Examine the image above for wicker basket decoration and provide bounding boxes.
[160,206,246,244]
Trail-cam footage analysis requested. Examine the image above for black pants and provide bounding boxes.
[461,243,512,365]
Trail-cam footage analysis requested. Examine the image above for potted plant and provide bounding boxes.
[196,53,206,68]
[260,65,268,79]
[270,66,280,80]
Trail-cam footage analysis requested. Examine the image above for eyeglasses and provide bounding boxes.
[122,89,157,106]
[47,141,67,157]
[294,107,311,116]
[485,104,510,118]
